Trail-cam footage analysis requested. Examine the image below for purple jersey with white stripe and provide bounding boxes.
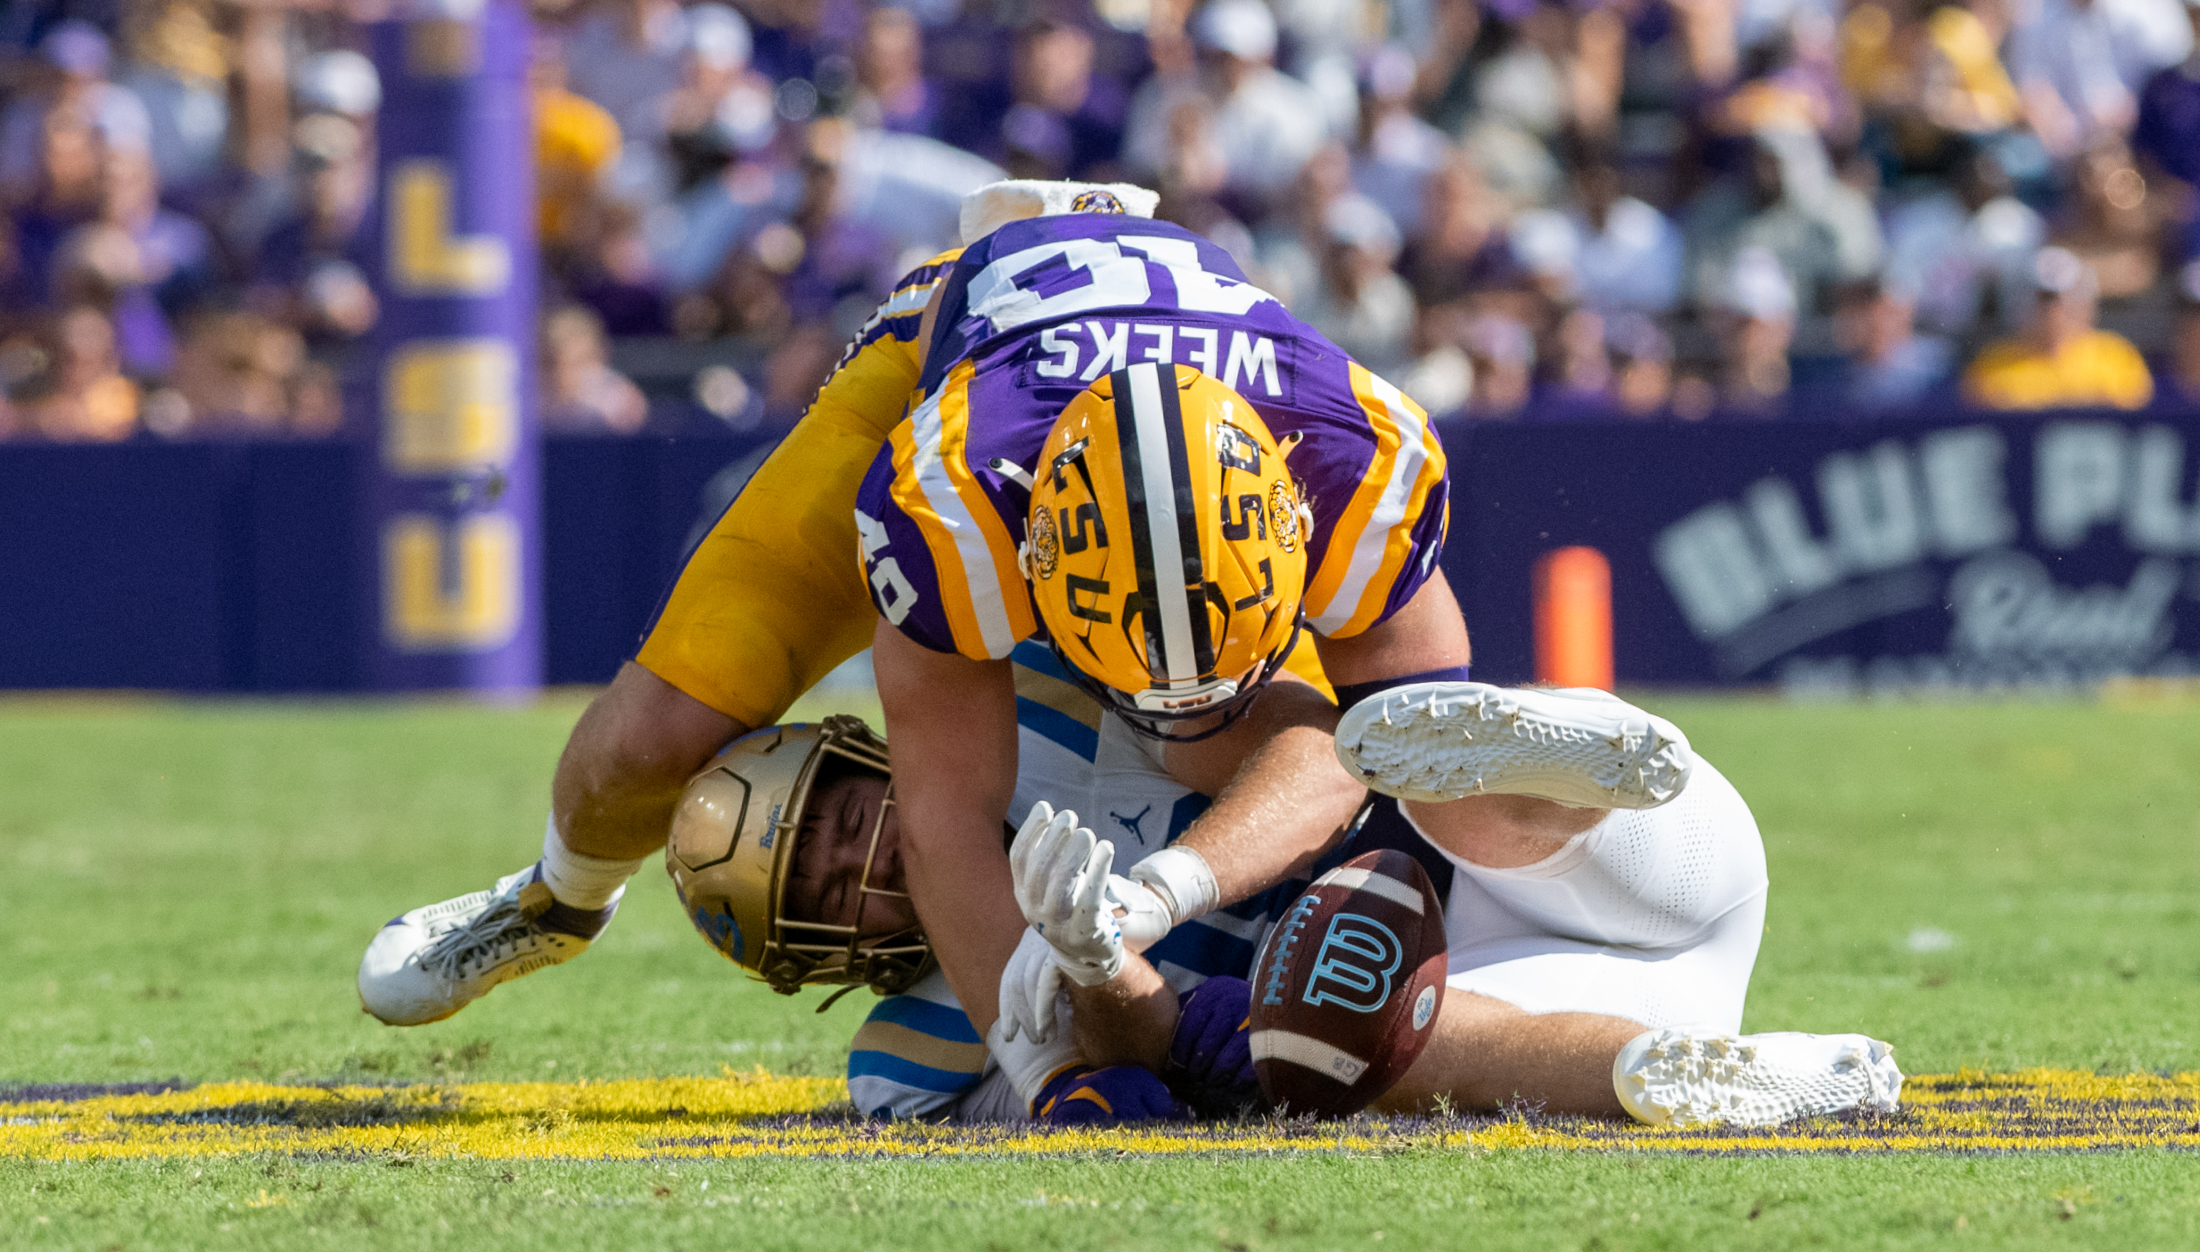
[854,214,1448,662]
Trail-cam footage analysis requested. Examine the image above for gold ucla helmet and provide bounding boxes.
[1026,362,1310,738]
[665,716,929,996]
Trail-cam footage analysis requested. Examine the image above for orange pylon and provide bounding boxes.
[1533,546,1614,690]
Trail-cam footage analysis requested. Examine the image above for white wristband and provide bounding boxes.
[1106,875,1174,952]
[1127,846,1219,924]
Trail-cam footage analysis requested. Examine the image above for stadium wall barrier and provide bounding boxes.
[1450,406,2200,693]
[4,407,2199,694]
[0,433,771,692]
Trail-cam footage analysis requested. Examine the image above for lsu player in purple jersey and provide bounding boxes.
[848,192,1896,1128]
[846,196,1472,1069]
[351,181,1363,1028]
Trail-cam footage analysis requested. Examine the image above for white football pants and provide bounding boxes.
[1411,756,1769,1033]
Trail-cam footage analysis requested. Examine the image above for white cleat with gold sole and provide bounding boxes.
[1335,682,1694,808]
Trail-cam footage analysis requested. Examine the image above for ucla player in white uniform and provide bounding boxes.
[999,680,1903,1128]
[669,641,1342,1124]
[671,657,1903,1128]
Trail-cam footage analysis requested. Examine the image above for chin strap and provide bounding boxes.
[814,982,865,1013]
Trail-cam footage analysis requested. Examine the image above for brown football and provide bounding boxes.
[1249,849,1448,1117]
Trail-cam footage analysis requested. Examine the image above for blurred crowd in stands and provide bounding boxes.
[3,0,2200,440]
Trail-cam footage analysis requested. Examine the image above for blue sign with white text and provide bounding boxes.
[1446,411,2200,693]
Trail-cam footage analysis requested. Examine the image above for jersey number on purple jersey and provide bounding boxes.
[965,235,1276,336]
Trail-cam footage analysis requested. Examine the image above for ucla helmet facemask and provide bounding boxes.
[1026,362,1311,740]
[665,716,930,997]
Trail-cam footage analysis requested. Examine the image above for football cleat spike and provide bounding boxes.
[1334,682,1694,808]
[358,866,617,1026]
[1613,1028,1904,1129]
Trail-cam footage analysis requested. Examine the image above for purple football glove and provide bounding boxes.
[1164,975,1264,1118]
[1033,1064,1187,1125]
[1170,975,1254,1089]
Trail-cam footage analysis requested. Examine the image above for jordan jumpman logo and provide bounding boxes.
[1110,804,1153,847]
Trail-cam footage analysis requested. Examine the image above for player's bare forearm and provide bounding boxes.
[872,622,1024,1036]
[1147,580,1480,906]
[1154,579,1477,904]
[1319,578,1595,859]
[1067,954,1177,1072]
[1163,678,1365,903]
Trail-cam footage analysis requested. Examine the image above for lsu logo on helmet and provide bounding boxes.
[1269,479,1304,554]
[1069,188,1126,214]
[1027,363,1308,736]
[1028,504,1060,581]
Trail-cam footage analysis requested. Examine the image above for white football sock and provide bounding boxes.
[538,815,645,910]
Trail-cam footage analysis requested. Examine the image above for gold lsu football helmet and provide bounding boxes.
[1026,362,1311,738]
[665,716,930,997]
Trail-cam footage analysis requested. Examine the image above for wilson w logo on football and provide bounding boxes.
[1249,850,1449,1117]
[1302,914,1403,1013]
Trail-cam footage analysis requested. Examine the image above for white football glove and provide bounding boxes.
[997,924,1067,1044]
[1009,801,1125,987]
[984,1011,1081,1105]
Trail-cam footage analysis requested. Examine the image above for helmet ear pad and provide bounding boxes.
[1027,363,1309,738]
[665,716,931,996]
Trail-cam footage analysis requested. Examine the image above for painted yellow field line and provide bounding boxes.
[5,1068,2197,1160]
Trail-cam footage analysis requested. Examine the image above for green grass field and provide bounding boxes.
[5,690,2200,1248]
